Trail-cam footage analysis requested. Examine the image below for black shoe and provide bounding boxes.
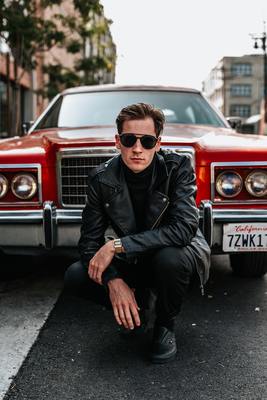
[150,326,177,364]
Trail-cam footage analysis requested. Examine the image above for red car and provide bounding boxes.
[0,85,267,277]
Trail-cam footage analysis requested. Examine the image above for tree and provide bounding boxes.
[1,0,65,134]
[1,0,116,134]
[43,0,116,98]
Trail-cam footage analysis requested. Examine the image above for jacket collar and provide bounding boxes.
[98,152,168,190]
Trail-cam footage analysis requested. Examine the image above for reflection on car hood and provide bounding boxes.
[0,124,267,157]
[41,124,228,143]
[38,124,267,149]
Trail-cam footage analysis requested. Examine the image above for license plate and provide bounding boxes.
[223,223,267,252]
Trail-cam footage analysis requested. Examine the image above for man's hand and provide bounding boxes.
[88,240,115,285]
[108,278,141,330]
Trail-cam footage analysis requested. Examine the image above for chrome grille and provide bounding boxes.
[60,154,115,206]
[58,146,195,207]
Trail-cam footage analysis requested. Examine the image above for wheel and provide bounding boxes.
[229,252,267,278]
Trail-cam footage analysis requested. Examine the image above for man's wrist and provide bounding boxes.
[105,239,116,255]
[107,277,124,289]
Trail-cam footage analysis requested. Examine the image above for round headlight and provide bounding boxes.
[245,170,267,197]
[216,171,243,198]
[0,174,8,199]
[11,174,37,200]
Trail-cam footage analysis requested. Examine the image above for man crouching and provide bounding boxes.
[65,102,210,363]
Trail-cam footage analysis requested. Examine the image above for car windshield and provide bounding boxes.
[35,90,226,130]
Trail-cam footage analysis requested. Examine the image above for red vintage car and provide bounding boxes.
[0,85,267,277]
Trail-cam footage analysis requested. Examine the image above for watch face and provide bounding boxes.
[114,239,122,253]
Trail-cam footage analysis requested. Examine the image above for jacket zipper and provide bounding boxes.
[195,264,205,296]
[199,282,205,296]
[151,201,169,229]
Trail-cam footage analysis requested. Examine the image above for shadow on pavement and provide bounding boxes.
[0,254,74,280]
[3,255,267,400]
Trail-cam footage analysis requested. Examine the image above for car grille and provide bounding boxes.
[58,146,195,207]
[59,152,116,207]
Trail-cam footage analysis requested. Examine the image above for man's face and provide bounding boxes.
[115,117,161,173]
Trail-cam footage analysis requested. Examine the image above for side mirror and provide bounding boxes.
[21,121,34,135]
[226,117,242,130]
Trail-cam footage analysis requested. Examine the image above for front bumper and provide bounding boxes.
[199,200,267,249]
[0,201,82,250]
[0,201,267,252]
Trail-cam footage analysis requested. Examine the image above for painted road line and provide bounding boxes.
[0,275,62,399]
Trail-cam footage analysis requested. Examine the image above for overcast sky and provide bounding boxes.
[101,0,267,90]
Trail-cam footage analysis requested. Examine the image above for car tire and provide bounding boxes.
[229,252,267,278]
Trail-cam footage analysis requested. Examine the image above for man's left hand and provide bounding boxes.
[88,241,115,284]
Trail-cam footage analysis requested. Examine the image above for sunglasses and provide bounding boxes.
[119,133,158,149]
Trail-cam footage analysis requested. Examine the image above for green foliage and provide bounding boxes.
[76,56,107,72]
[66,39,81,54]
[42,0,116,98]
[1,0,116,100]
[1,0,65,70]
[40,0,62,6]
[72,0,103,18]
[42,64,80,98]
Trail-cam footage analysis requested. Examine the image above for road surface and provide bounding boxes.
[1,255,266,400]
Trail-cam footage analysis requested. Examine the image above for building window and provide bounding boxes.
[231,63,252,76]
[230,84,252,97]
[230,104,251,118]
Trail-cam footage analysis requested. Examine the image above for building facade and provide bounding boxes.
[44,1,116,87]
[0,1,116,138]
[0,40,35,138]
[202,55,264,121]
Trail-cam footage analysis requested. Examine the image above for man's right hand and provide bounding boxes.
[107,278,141,330]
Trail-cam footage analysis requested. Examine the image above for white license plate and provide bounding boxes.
[223,223,267,252]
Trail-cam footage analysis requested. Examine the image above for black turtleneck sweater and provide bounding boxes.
[122,156,156,232]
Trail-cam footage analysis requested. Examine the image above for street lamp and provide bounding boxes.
[250,24,267,124]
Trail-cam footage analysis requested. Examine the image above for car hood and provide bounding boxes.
[1,124,267,160]
[33,124,267,148]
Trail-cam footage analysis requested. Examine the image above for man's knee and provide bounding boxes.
[64,260,88,291]
[64,260,111,307]
[152,247,195,280]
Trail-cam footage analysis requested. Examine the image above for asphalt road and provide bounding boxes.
[1,255,267,400]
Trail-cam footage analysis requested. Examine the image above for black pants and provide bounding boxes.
[64,246,197,323]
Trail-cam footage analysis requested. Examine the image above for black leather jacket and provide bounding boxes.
[78,150,210,292]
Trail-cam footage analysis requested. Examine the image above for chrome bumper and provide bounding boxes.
[0,200,267,251]
[0,201,82,250]
[199,200,267,248]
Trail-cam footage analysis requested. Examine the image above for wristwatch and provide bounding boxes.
[113,238,123,253]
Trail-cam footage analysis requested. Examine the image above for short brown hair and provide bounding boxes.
[116,103,165,137]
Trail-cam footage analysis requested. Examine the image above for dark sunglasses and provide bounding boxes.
[119,133,158,149]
